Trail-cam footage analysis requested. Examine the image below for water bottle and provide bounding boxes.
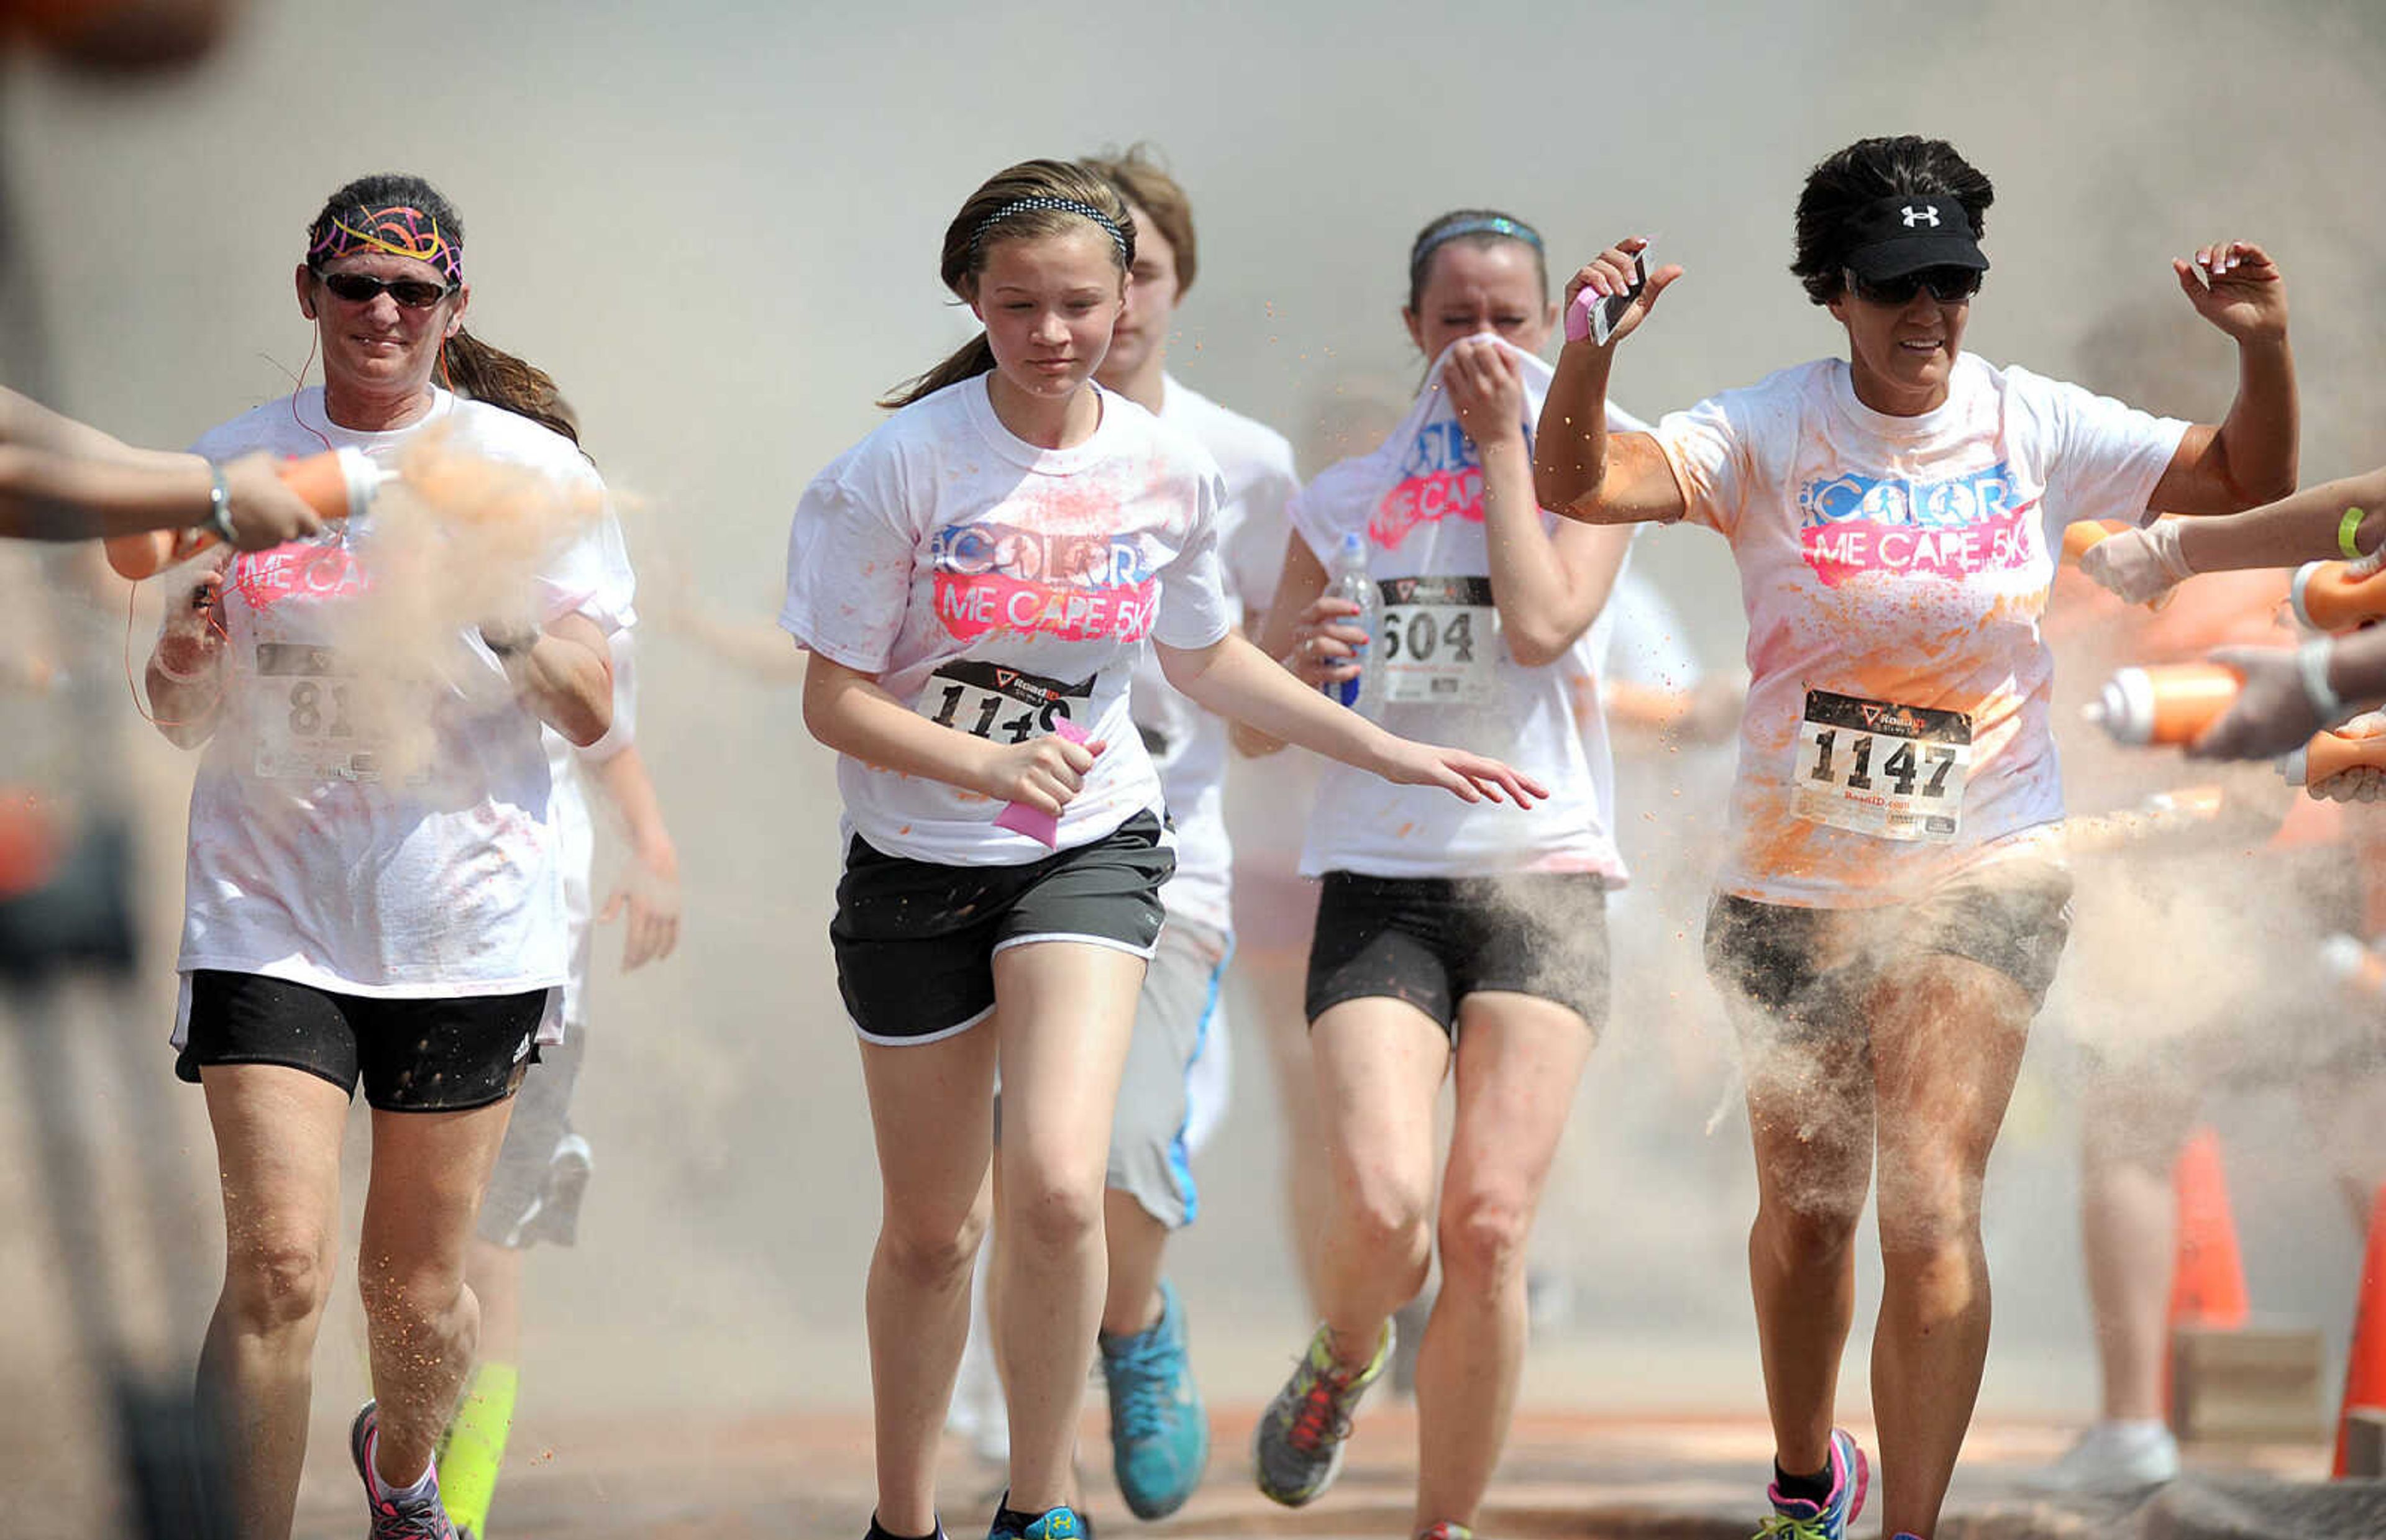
[1323,531,1376,710]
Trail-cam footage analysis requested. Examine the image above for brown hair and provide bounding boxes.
[877,160,1137,411]
[304,172,581,445]
[1081,144,1196,299]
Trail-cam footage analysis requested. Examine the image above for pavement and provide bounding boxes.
[278,1403,2386,1540]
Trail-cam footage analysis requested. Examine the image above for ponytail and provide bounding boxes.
[444,326,580,445]
[877,332,996,412]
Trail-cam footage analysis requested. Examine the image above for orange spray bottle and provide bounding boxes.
[2275,718,2386,787]
[104,447,385,580]
[2083,663,2243,745]
[2290,558,2386,632]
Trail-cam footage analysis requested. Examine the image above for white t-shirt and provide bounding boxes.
[1126,375,1299,935]
[1291,336,1638,883]
[548,631,641,1030]
[175,388,636,1030]
[780,376,1233,865]
[1652,353,2187,906]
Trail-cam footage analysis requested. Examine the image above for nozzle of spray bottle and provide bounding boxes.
[2321,932,2386,1002]
[2083,663,2242,746]
[105,447,388,580]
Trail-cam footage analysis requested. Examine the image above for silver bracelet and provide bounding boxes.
[2298,637,2344,721]
[202,461,237,546]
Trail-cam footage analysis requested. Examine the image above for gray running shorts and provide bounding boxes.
[1105,916,1232,1230]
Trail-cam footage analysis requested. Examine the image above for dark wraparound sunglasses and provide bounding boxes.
[319,271,455,309]
[1844,266,1983,306]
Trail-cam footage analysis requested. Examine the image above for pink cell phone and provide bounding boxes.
[994,719,1092,848]
[1566,247,1650,346]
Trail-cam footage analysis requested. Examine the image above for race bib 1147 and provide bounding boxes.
[1788,688,1970,842]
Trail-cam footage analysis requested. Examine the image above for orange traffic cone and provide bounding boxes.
[2170,1128,2252,1328]
[2333,1180,2386,1477]
[2162,1128,2251,1427]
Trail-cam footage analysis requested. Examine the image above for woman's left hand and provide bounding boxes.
[1441,336,1527,450]
[2175,240,2288,344]
[1375,736,1549,806]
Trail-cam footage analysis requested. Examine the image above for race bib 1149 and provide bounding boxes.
[915,659,1094,744]
[1788,688,1970,843]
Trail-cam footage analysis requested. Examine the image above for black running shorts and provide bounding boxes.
[177,970,546,1113]
[1703,856,2075,1038]
[1303,870,1611,1038]
[831,810,1174,1044]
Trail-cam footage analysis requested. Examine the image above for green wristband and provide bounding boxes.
[2341,505,2367,561]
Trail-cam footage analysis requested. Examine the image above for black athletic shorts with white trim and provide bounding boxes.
[831,809,1174,1044]
[1703,855,2075,1039]
[176,970,545,1113]
[1303,870,1612,1039]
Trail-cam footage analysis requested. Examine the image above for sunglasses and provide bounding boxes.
[318,271,455,309]
[1844,266,1983,306]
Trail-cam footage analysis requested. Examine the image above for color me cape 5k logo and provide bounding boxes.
[930,522,1161,642]
[1371,420,1487,550]
[1796,462,2038,586]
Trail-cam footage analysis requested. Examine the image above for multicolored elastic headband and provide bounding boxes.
[1412,215,1545,273]
[305,203,462,286]
[969,196,1131,264]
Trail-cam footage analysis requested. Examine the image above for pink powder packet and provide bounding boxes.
[992,718,1092,848]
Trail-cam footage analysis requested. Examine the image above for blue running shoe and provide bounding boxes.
[350,1400,461,1539]
[986,1496,1094,1538]
[1099,1278,1208,1519]
[1754,1428,1868,1539]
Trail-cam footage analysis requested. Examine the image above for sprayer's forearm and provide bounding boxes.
[1532,344,1617,516]
[2175,467,2386,573]
[800,652,1001,796]
[502,613,614,747]
[590,742,676,865]
[1162,633,1399,778]
[0,445,219,540]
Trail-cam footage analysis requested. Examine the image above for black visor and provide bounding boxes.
[1839,193,1989,281]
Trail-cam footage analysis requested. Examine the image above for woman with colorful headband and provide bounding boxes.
[1236,208,1639,1540]
[144,171,632,1540]
[1532,135,2295,1540]
[782,158,1543,1540]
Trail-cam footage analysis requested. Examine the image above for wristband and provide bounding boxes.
[204,462,235,545]
[2298,637,2344,721]
[2342,505,2369,562]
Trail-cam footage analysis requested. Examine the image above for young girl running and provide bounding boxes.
[780,160,1542,1540]
[1238,209,1637,1540]
[144,172,633,1540]
[1532,135,2296,1540]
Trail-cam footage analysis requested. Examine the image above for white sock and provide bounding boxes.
[370,1437,437,1505]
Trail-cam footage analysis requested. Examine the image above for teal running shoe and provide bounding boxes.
[1251,1318,1393,1507]
[1754,1428,1868,1539]
[985,1497,1094,1539]
[1099,1278,1208,1519]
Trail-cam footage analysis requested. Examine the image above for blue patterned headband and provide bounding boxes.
[1412,214,1545,279]
[969,196,1131,264]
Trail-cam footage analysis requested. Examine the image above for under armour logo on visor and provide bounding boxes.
[1901,204,1940,229]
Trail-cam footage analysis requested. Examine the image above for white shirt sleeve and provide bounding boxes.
[2018,368,2192,529]
[779,467,918,673]
[1151,471,1233,651]
[1222,447,1301,620]
[1651,390,1756,538]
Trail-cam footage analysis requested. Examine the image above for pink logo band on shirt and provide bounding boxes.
[1796,463,2039,586]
